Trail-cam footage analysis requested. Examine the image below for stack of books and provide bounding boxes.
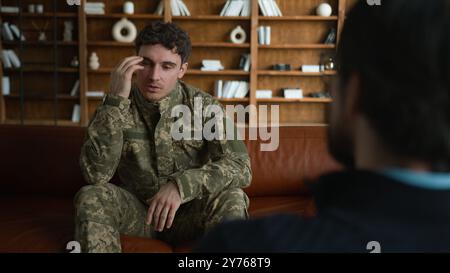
[215,80,249,99]
[257,26,271,45]
[201,60,224,71]
[155,0,191,16]
[220,0,251,16]
[85,2,105,15]
[1,6,20,13]
[258,0,282,16]
[1,22,25,41]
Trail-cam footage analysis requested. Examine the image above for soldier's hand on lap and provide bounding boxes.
[109,56,144,99]
[146,180,182,232]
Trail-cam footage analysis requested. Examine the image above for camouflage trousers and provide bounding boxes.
[73,183,249,253]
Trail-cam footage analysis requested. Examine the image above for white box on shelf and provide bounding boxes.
[301,65,321,73]
[1,6,20,13]
[256,90,273,99]
[284,89,304,99]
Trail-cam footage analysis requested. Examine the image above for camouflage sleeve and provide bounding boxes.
[79,94,130,185]
[170,99,252,204]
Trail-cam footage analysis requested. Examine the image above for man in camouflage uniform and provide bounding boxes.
[74,21,251,253]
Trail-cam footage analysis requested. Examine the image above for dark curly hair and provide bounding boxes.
[337,0,450,172]
[135,21,192,64]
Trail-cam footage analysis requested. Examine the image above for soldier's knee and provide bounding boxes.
[74,184,116,211]
[213,188,249,211]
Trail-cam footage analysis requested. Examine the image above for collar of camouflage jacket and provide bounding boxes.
[133,81,184,116]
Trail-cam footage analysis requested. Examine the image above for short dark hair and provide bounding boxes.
[135,21,192,63]
[337,0,450,172]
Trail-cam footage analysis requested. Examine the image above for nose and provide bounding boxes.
[148,65,162,81]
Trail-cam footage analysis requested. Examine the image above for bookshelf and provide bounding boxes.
[0,0,82,125]
[0,0,357,127]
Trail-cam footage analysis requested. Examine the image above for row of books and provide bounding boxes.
[214,80,249,99]
[220,0,251,16]
[1,50,21,68]
[257,26,271,45]
[258,0,282,16]
[2,22,25,41]
[155,0,191,16]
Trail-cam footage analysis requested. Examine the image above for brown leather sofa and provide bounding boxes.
[0,125,341,253]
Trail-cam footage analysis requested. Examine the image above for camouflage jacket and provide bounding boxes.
[80,81,252,204]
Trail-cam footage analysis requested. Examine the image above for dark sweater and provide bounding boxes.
[195,170,450,252]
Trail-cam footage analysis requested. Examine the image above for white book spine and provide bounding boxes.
[171,0,181,16]
[1,50,12,68]
[228,81,239,98]
[178,0,191,16]
[7,50,21,68]
[2,76,11,95]
[258,0,268,16]
[2,23,15,41]
[265,26,271,45]
[220,0,231,16]
[72,104,81,123]
[214,80,223,98]
[9,24,25,41]
[155,1,164,15]
[222,81,231,98]
[70,80,80,96]
[243,54,251,71]
[272,0,283,16]
[262,0,274,16]
[258,26,265,45]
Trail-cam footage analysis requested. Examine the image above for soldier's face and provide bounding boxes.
[136,44,188,102]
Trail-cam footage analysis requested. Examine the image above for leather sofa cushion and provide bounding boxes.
[0,195,314,253]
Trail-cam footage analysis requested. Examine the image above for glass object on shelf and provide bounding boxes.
[324,57,335,71]
[70,56,79,68]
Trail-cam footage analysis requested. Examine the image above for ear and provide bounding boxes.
[178,62,188,79]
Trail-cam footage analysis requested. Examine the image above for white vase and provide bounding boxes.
[124,2,135,14]
[89,52,100,70]
[316,3,332,17]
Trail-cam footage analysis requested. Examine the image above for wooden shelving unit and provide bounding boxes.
[0,0,357,127]
[0,0,82,125]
